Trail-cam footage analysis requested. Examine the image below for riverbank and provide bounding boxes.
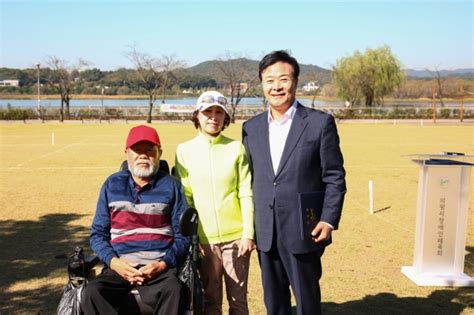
[0,93,173,100]
[2,118,472,125]
[1,93,473,103]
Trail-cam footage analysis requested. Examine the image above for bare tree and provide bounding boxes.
[158,55,185,104]
[216,52,259,122]
[45,56,89,121]
[125,46,163,123]
[427,66,446,107]
[304,71,322,108]
[311,83,321,108]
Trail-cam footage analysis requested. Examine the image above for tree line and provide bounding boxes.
[1,46,472,122]
[0,63,218,97]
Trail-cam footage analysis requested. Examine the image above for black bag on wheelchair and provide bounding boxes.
[178,249,204,314]
[57,246,97,315]
[57,280,85,315]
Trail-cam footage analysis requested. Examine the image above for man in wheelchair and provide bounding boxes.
[82,125,191,314]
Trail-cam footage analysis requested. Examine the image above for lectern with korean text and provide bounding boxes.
[402,153,473,287]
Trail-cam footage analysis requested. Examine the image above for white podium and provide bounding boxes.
[402,154,474,287]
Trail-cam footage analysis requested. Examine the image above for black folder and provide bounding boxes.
[298,191,325,240]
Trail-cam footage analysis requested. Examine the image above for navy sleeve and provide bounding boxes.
[242,121,253,176]
[319,114,346,229]
[90,180,117,266]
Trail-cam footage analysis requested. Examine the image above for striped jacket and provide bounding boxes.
[90,170,190,268]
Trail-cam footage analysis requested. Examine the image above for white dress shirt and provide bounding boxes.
[268,101,298,174]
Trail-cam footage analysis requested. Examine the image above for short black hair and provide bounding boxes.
[258,50,300,81]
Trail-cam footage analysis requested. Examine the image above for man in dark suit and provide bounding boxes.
[242,50,346,314]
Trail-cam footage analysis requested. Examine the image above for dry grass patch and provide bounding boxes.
[0,122,472,314]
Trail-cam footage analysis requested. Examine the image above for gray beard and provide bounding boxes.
[128,160,159,178]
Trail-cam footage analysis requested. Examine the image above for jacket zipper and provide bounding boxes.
[209,142,222,242]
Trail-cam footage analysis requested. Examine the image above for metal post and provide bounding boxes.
[431,82,436,123]
[36,63,41,119]
[99,87,104,123]
[101,87,108,122]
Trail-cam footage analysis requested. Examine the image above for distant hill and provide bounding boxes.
[186,58,332,86]
[189,60,474,84]
[188,60,473,84]
[405,68,474,79]
[299,63,332,85]
[186,58,259,83]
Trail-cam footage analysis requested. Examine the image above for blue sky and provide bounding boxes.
[1,0,472,70]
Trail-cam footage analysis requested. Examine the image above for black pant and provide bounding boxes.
[258,225,324,315]
[81,267,186,315]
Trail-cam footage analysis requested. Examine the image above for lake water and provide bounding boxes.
[0,97,341,108]
[1,97,471,108]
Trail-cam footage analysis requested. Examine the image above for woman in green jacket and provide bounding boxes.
[175,91,255,315]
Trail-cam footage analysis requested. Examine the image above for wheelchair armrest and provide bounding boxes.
[179,208,200,268]
[83,255,101,278]
[179,207,198,237]
[85,255,100,269]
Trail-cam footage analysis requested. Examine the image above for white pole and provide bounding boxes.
[52,132,55,145]
[420,119,424,127]
[369,180,374,214]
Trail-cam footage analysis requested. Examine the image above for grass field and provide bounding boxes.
[0,121,473,314]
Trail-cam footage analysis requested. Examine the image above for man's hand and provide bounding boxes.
[138,260,167,283]
[110,257,144,285]
[238,238,256,257]
[311,222,333,243]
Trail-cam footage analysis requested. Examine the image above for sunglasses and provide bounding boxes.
[200,95,228,106]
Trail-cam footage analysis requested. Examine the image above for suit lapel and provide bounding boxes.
[275,103,308,178]
[256,112,276,180]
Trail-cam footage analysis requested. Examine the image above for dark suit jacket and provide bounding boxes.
[242,103,346,253]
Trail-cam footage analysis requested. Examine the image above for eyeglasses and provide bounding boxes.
[200,95,228,106]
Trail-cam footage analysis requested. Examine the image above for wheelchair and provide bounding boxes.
[60,160,203,314]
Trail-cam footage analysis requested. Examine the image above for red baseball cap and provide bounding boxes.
[125,125,161,149]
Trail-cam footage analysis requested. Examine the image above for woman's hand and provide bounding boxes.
[238,238,256,257]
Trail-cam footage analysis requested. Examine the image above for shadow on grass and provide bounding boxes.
[0,213,90,314]
[321,288,472,314]
[1,215,472,314]
[465,246,474,276]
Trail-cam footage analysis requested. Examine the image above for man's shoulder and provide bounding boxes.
[105,170,130,183]
[299,105,334,123]
[99,171,131,194]
[155,170,183,189]
[104,170,180,188]
[243,111,266,130]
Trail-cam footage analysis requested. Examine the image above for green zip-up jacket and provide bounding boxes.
[175,133,254,244]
